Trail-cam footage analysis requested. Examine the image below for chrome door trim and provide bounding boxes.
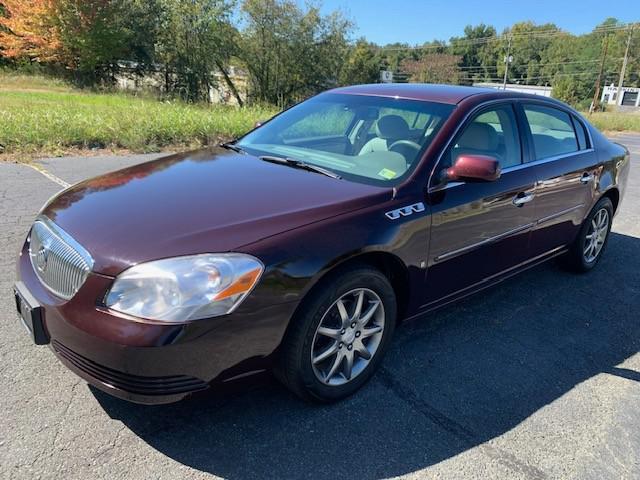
[434,222,535,263]
[500,148,596,174]
[536,204,584,225]
[415,245,568,316]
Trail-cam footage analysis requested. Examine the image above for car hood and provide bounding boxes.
[43,148,390,276]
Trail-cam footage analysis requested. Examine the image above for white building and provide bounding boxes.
[473,82,553,97]
[601,84,640,110]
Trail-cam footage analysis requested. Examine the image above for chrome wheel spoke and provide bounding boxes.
[343,351,354,380]
[358,301,380,327]
[352,290,365,319]
[325,352,344,380]
[311,288,386,386]
[317,327,341,340]
[583,208,609,263]
[313,342,339,365]
[336,300,349,327]
[361,325,383,339]
[354,342,371,360]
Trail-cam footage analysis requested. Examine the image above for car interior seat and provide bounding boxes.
[359,115,410,155]
[450,122,502,164]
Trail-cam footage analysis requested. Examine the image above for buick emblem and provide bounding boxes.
[35,243,50,272]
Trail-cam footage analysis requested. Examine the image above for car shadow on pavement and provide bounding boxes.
[92,232,640,479]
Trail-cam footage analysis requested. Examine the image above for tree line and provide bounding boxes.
[0,1,637,109]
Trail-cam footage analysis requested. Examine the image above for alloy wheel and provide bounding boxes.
[583,208,610,263]
[310,288,385,386]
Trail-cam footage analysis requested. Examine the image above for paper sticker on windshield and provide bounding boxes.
[378,168,397,180]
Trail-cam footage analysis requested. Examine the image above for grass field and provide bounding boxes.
[0,73,278,157]
[585,111,640,134]
[1,72,639,158]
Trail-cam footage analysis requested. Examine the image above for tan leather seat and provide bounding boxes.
[359,115,410,155]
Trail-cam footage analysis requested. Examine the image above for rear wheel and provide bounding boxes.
[276,266,396,402]
[561,197,613,272]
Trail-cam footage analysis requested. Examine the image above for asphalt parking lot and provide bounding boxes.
[1,134,640,480]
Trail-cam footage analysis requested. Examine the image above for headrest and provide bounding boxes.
[376,115,410,140]
[457,123,498,151]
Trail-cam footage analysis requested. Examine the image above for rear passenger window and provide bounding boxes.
[572,116,588,150]
[523,105,578,160]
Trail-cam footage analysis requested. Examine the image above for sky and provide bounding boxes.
[308,0,639,45]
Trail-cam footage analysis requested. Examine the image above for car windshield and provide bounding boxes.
[237,93,455,186]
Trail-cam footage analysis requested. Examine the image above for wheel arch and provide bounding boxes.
[283,250,411,344]
[600,187,620,214]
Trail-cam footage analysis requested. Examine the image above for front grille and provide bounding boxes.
[28,218,93,300]
[52,341,209,396]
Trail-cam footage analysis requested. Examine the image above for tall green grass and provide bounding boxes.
[1,73,638,157]
[0,73,278,156]
[586,112,640,133]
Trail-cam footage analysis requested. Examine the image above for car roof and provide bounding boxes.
[327,83,549,106]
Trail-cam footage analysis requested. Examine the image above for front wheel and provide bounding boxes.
[561,197,613,272]
[275,266,396,402]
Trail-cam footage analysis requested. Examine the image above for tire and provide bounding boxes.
[560,196,613,273]
[275,265,397,402]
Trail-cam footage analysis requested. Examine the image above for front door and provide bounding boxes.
[423,103,537,306]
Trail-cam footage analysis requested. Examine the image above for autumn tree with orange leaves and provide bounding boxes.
[0,0,62,62]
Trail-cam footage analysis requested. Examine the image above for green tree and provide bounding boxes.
[239,0,351,106]
[339,38,381,85]
[450,24,498,84]
[401,53,462,84]
[497,21,559,85]
[155,0,240,104]
[53,0,134,84]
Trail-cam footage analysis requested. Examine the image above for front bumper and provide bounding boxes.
[17,242,297,405]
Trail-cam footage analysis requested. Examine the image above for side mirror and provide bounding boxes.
[445,154,501,182]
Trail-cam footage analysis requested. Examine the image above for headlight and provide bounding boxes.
[105,253,263,323]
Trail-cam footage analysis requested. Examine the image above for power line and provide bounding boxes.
[455,58,618,71]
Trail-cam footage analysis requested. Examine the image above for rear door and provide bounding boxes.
[424,102,537,305]
[518,103,599,257]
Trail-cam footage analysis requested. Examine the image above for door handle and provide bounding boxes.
[580,172,594,184]
[513,192,535,207]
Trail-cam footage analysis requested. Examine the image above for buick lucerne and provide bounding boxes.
[14,84,630,404]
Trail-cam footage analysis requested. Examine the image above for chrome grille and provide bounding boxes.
[28,218,93,300]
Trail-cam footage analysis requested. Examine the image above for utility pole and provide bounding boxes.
[590,33,610,114]
[616,25,634,105]
[502,35,513,90]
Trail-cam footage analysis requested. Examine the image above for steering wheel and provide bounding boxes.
[389,140,421,159]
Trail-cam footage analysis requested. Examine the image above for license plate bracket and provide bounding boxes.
[14,282,49,345]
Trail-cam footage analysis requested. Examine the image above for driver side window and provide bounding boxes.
[443,104,522,171]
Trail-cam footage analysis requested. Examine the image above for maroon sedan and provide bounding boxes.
[14,84,630,404]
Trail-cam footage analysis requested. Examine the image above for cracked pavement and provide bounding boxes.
[1,134,640,479]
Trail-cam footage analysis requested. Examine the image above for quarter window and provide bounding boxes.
[524,105,579,160]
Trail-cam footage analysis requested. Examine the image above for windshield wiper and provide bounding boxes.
[220,141,245,154]
[259,155,342,179]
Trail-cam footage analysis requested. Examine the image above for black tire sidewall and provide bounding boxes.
[287,267,397,402]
